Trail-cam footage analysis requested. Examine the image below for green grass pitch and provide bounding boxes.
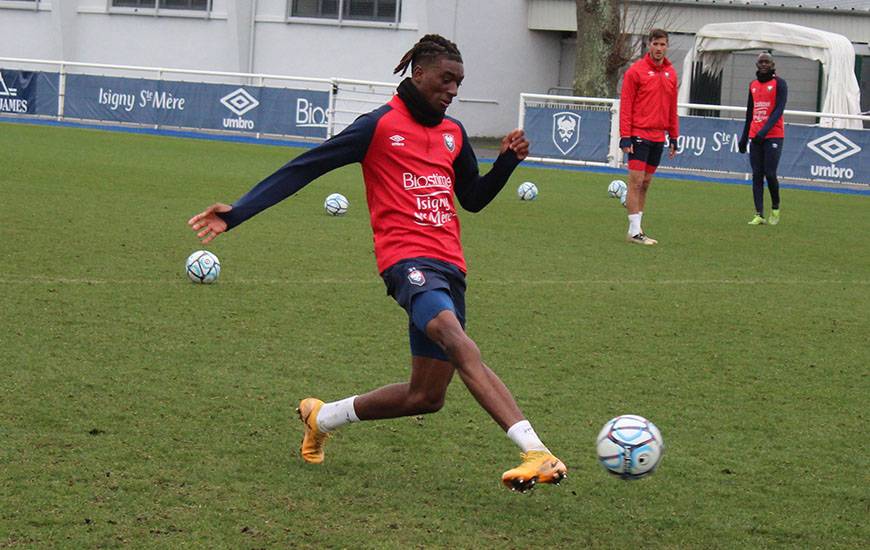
[1,121,867,548]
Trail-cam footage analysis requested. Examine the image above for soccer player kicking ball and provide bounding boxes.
[619,28,679,245]
[188,34,566,492]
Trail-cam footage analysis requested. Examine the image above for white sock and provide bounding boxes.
[506,420,548,453]
[628,213,642,236]
[316,396,360,432]
[638,211,644,233]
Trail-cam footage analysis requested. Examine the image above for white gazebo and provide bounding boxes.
[679,21,862,129]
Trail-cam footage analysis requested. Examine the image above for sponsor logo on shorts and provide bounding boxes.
[407,267,426,286]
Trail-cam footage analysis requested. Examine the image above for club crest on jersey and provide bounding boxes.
[443,133,455,152]
[767,85,773,91]
[552,111,581,156]
[407,267,426,286]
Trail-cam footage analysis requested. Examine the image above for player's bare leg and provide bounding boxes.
[297,359,454,464]
[353,358,455,419]
[625,168,647,216]
[425,310,566,492]
[626,169,656,245]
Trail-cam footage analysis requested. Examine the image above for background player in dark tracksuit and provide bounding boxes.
[619,28,679,246]
[739,52,788,225]
[188,35,566,492]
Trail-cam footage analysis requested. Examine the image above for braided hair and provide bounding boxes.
[393,34,463,76]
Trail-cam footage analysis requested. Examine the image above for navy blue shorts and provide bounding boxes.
[627,138,665,173]
[381,257,467,361]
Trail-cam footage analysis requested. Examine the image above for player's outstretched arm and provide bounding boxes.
[188,203,232,244]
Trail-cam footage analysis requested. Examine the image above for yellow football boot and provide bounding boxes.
[501,451,567,492]
[296,398,329,464]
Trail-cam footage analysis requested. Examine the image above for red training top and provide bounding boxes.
[219,94,522,274]
[748,78,785,139]
[619,53,679,143]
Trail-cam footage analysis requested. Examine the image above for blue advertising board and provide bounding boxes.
[63,74,329,139]
[666,117,869,185]
[0,69,59,117]
[525,105,611,163]
[524,105,869,184]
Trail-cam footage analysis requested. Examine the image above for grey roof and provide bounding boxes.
[651,0,870,14]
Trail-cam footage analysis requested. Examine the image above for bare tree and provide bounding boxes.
[573,1,677,98]
[574,0,632,98]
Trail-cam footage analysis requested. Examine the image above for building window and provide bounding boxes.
[111,0,211,11]
[0,0,45,10]
[291,0,400,23]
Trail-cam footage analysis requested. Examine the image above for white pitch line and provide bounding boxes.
[0,277,867,286]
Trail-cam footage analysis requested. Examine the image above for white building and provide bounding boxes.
[0,0,867,135]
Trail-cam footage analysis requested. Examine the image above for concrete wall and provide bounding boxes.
[0,0,564,137]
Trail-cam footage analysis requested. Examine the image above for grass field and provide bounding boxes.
[1,121,868,548]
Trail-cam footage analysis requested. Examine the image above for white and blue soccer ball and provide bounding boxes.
[517,181,538,201]
[186,250,221,284]
[324,193,349,216]
[607,179,627,199]
[596,414,664,479]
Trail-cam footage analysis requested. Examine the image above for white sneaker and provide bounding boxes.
[627,233,656,246]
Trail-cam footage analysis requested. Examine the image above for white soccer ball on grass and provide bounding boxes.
[324,193,349,216]
[607,179,627,199]
[517,181,538,201]
[186,250,221,284]
[596,414,664,479]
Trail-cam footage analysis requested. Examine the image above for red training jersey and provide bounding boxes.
[361,96,466,272]
[748,78,785,139]
[619,54,679,142]
[219,94,521,274]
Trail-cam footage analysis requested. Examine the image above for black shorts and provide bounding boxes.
[381,257,467,361]
[627,138,665,173]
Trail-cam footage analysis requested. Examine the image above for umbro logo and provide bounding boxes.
[807,131,861,163]
[220,88,259,116]
[389,134,405,147]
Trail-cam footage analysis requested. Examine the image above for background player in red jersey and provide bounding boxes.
[738,52,788,226]
[188,35,566,493]
[619,28,679,245]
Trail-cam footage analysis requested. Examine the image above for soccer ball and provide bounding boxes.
[607,179,627,199]
[324,193,349,216]
[620,191,627,207]
[185,250,220,284]
[596,414,664,479]
[517,181,538,201]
